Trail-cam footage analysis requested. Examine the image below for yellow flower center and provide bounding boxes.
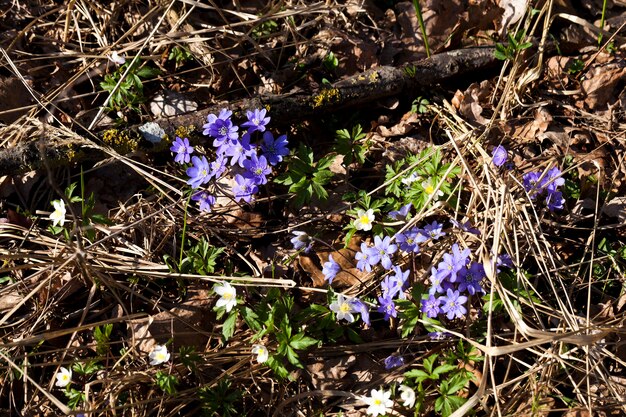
[339,302,351,313]
[223,291,233,300]
[425,185,435,194]
[374,399,381,405]
[359,215,370,224]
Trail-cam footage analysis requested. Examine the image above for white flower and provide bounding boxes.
[214,282,237,312]
[421,178,444,201]
[148,345,170,365]
[49,199,66,227]
[329,294,356,323]
[401,172,420,186]
[399,384,416,408]
[354,209,375,231]
[55,367,72,387]
[365,388,393,416]
[251,344,269,363]
[108,51,126,65]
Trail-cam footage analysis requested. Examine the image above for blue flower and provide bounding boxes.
[322,254,340,284]
[492,145,508,167]
[436,244,470,283]
[243,153,271,185]
[457,262,485,295]
[421,294,442,318]
[546,190,565,211]
[384,354,404,370]
[355,243,376,272]
[450,218,480,235]
[186,156,211,189]
[541,167,565,193]
[192,191,216,212]
[260,131,289,166]
[389,265,410,299]
[226,133,256,167]
[352,298,371,326]
[241,108,270,134]
[496,253,514,272]
[440,289,468,320]
[170,136,193,164]
[423,220,446,240]
[209,154,228,180]
[381,275,399,299]
[395,228,425,253]
[370,235,398,270]
[291,231,312,253]
[377,295,397,321]
[232,174,258,203]
[389,203,412,220]
[523,171,542,198]
[203,109,238,147]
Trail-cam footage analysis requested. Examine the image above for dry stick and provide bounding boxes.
[0,46,500,176]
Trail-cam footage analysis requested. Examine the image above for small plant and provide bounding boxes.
[199,378,242,417]
[323,51,339,72]
[93,324,112,356]
[274,143,335,207]
[168,45,193,68]
[252,19,278,39]
[334,124,368,166]
[411,96,430,114]
[494,29,533,61]
[567,59,584,74]
[155,371,178,395]
[100,59,160,112]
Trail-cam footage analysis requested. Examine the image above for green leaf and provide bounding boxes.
[222,310,237,341]
[285,345,301,367]
[423,353,438,375]
[266,355,290,380]
[432,364,458,378]
[289,333,318,350]
[404,369,430,383]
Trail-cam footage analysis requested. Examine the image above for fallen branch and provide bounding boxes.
[0,46,499,176]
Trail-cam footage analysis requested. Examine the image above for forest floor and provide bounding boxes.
[0,0,625,416]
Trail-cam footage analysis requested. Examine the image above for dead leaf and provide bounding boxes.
[580,62,626,110]
[603,196,626,222]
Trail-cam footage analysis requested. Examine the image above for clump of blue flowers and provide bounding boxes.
[523,166,565,211]
[170,108,289,212]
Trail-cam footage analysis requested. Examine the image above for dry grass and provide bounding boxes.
[0,0,625,416]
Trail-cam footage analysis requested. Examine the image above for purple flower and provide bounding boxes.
[546,190,565,211]
[428,267,450,295]
[370,235,397,269]
[440,289,468,320]
[389,266,410,299]
[541,167,565,193]
[243,153,271,185]
[232,174,258,203]
[186,156,211,189]
[377,295,398,321]
[241,108,270,134]
[355,243,376,272]
[450,218,480,235]
[457,262,485,295]
[204,109,238,147]
[170,136,193,164]
[423,220,446,240]
[492,145,508,167]
[381,275,399,299]
[192,191,216,212]
[436,244,470,283]
[389,203,412,220]
[384,354,404,370]
[428,331,451,340]
[260,131,289,166]
[352,298,371,326]
[421,294,442,318]
[226,134,256,167]
[523,171,542,198]
[497,253,514,272]
[395,228,426,253]
[291,231,312,253]
[322,254,340,284]
[209,154,228,180]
